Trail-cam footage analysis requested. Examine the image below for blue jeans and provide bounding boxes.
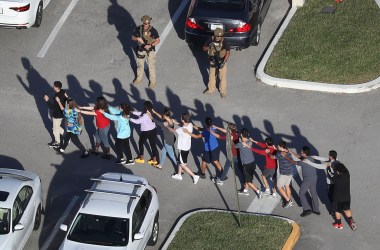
[95,125,110,147]
[160,142,177,166]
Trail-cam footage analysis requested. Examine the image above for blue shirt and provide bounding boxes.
[63,108,81,135]
[201,128,218,152]
[103,107,131,139]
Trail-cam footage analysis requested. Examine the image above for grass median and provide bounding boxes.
[168,211,292,250]
[265,0,380,84]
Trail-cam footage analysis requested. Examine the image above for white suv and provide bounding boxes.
[0,168,44,250]
[60,173,159,250]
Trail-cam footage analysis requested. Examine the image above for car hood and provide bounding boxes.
[191,8,247,21]
[0,0,26,3]
[60,240,126,250]
[0,234,11,250]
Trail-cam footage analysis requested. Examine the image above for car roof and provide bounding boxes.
[0,168,37,209]
[79,173,149,218]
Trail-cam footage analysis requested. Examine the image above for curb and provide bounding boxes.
[256,4,380,94]
[160,208,300,250]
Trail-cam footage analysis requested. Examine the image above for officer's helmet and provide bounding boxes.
[141,15,152,24]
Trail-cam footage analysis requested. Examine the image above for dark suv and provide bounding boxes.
[185,0,272,49]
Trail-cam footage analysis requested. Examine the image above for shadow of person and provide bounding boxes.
[104,78,133,105]
[0,155,25,170]
[17,57,53,142]
[38,151,134,249]
[108,0,137,79]
[191,47,210,88]
[166,87,183,116]
[66,75,97,148]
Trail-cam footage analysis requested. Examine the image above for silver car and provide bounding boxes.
[0,168,44,250]
[60,173,159,250]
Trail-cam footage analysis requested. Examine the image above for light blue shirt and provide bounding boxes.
[103,107,131,139]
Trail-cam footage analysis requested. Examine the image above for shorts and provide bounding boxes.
[277,174,292,187]
[202,148,220,163]
[242,162,257,183]
[178,150,189,165]
[262,169,275,178]
[333,200,351,212]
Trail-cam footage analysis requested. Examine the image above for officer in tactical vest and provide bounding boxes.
[203,28,230,98]
[132,15,160,88]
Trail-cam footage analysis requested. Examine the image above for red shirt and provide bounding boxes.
[250,142,277,169]
[95,110,110,129]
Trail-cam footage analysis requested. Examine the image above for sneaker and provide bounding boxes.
[48,141,60,148]
[284,200,293,208]
[203,89,215,94]
[300,210,313,217]
[171,174,183,181]
[135,158,145,164]
[257,191,263,199]
[271,193,277,198]
[117,159,127,164]
[59,148,65,153]
[264,189,271,195]
[125,160,135,166]
[349,219,357,231]
[212,178,223,185]
[81,151,89,158]
[193,175,200,184]
[332,222,343,229]
[148,82,156,89]
[313,210,321,215]
[199,173,206,179]
[133,79,141,85]
[147,159,158,165]
[220,93,226,98]
[220,176,228,181]
[238,190,249,196]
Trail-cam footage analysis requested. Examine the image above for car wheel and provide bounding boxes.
[147,214,159,246]
[33,2,43,28]
[33,204,42,230]
[251,22,261,46]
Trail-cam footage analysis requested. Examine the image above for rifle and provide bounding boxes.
[210,42,224,78]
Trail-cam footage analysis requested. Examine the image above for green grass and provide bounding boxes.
[265,0,380,84]
[168,212,292,250]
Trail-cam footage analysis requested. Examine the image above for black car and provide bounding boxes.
[185,0,272,49]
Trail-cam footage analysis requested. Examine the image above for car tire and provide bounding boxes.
[147,213,159,246]
[33,204,42,230]
[251,22,261,46]
[33,2,43,28]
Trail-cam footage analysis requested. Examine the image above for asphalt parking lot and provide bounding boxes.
[1,0,380,249]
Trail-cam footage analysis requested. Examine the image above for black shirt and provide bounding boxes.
[204,37,231,51]
[332,172,351,202]
[133,25,159,46]
[46,90,67,118]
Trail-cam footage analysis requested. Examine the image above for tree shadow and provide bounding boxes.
[107,0,137,79]
[17,57,53,142]
[38,151,134,249]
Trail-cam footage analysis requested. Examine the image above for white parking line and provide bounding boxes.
[37,0,79,58]
[155,0,189,53]
[40,195,79,250]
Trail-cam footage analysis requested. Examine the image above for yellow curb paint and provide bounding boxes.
[282,222,300,250]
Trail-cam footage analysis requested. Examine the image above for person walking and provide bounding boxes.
[55,98,91,158]
[80,97,112,159]
[132,15,160,88]
[185,117,224,182]
[100,103,134,165]
[203,28,230,98]
[235,129,263,198]
[166,113,200,184]
[288,146,321,217]
[151,107,177,170]
[44,81,68,147]
[130,101,159,165]
[328,162,357,230]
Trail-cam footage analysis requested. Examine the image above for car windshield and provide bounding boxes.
[197,0,245,10]
[0,207,10,235]
[67,213,129,246]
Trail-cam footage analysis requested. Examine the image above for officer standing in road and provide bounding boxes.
[132,15,160,88]
[203,28,230,98]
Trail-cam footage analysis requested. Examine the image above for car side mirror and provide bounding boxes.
[14,224,24,231]
[134,232,144,240]
[60,224,68,232]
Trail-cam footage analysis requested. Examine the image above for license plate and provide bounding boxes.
[0,8,3,14]
[210,23,223,31]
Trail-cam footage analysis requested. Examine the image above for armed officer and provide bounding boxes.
[132,15,160,88]
[202,28,230,98]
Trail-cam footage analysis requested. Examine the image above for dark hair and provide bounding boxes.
[143,101,153,114]
[329,150,337,160]
[240,128,249,138]
[181,113,190,123]
[53,81,62,89]
[302,146,310,156]
[120,103,131,117]
[162,107,171,118]
[278,140,287,149]
[205,117,213,127]
[94,96,109,112]
[265,137,273,146]
[334,162,349,175]
[227,123,237,133]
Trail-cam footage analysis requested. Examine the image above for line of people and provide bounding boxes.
[44,81,357,231]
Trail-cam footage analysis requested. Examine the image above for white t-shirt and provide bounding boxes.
[176,123,193,151]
